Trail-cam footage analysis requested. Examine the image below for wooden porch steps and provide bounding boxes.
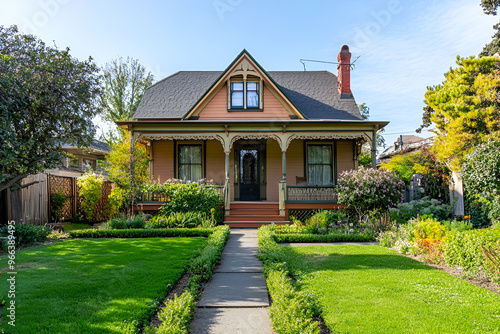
[224,202,289,228]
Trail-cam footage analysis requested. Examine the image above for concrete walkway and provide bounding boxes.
[190,229,274,334]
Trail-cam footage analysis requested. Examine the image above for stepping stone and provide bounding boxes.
[191,308,273,334]
[197,273,269,307]
[215,253,263,273]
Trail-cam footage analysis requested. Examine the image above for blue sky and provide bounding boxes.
[1,0,498,147]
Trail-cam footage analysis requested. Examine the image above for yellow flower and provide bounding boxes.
[167,196,171,202]
[211,208,215,213]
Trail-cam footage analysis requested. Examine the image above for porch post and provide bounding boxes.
[129,127,135,215]
[224,152,231,217]
[371,129,377,169]
[279,150,286,217]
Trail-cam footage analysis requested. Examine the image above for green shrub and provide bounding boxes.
[336,166,405,220]
[77,171,104,222]
[257,225,321,333]
[68,228,214,238]
[389,197,453,223]
[461,139,500,225]
[272,232,374,243]
[51,189,67,222]
[444,228,500,280]
[147,225,230,334]
[146,212,205,229]
[305,210,345,228]
[108,213,146,229]
[0,223,51,248]
[143,181,222,222]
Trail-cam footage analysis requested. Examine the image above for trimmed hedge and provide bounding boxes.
[273,232,374,243]
[68,228,214,239]
[258,225,321,334]
[146,225,230,333]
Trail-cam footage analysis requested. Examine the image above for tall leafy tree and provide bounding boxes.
[417,56,500,171]
[100,57,154,123]
[480,0,500,56]
[0,26,101,192]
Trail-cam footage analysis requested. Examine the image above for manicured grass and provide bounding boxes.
[62,223,94,232]
[0,238,205,334]
[284,245,500,334]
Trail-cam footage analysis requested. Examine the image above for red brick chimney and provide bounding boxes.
[337,45,352,98]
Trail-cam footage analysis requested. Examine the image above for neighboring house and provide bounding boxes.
[0,140,111,225]
[377,135,432,165]
[48,140,111,178]
[117,46,388,227]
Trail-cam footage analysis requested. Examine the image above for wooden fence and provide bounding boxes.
[1,173,112,225]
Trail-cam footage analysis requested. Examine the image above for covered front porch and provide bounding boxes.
[125,120,383,226]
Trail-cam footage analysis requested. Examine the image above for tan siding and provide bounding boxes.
[286,140,304,185]
[152,140,174,182]
[205,140,225,185]
[267,139,282,202]
[198,84,291,120]
[337,140,355,176]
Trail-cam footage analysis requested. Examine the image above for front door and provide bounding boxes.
[239,144,260,201]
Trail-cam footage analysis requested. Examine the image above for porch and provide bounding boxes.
[136,183,345,227]
[124,120,381,226]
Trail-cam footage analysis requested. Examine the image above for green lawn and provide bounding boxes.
[0,237,205,333]
[284,245,500,334]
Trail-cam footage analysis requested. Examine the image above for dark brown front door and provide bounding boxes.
[239,144,260,201]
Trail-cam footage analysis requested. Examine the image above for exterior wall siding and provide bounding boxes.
[152,140,174,182]
[266,139,282,202]
[286,139,304,185]
[205,140,225,185]
[198,84,291,120]
[337,140,355,174]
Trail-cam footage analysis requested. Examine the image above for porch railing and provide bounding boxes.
[286,185,337,203]
[138,185,225,203]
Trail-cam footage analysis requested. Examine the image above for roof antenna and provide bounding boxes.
[299,56,361,71]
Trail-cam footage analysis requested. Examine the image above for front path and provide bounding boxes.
[190,229,274,333]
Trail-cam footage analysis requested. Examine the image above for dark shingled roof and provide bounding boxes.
[62,140,111,153]
[133,71,362,120]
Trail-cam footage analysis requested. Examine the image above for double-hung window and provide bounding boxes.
[178,145,203,182]
[230,81,260,109]
[307,144,333,185]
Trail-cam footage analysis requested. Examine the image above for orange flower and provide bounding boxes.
[464,215,471,219]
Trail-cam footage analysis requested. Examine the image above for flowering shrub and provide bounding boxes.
[336,167,405,220]
[142,180,222,222]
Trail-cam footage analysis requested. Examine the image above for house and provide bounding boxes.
[0,140,111,225]
[377,135,432,165]
[48,140,111,178]
[117,46,388,227]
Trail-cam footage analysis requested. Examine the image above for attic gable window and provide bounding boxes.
[230,81,261,110]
